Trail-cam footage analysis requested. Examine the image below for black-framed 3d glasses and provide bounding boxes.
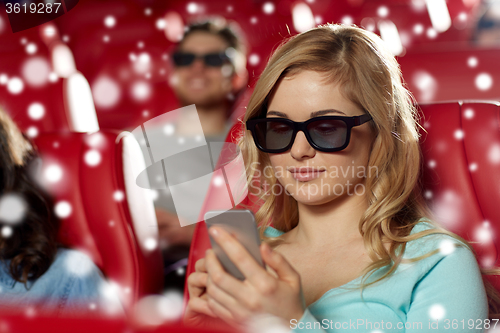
[172,51,231,67]
[246,114,373,153]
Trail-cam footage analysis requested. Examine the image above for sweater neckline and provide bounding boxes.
[263,220,435,309]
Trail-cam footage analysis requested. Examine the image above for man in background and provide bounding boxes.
[474,0,500,45]
[149,18,247,290]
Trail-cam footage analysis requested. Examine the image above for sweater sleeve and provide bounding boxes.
[405,245,488,332]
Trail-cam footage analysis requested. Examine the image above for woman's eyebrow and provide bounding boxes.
[267,109,346,118]
[266,111,288,118]
[311,109,346,117]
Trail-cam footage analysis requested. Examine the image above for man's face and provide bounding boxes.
[170,31,234,108]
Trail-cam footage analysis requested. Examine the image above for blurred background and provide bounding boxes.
[0,0,500,327]
[0,0,499,136]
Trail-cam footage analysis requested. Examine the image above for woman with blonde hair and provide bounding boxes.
[185,23,497,331]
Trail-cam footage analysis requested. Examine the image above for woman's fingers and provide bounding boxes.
[260,243,300,285]
[207,296,240,325]
[208,226,268,283]
[203,240,305,325]
[206,272,240,309]
[186,296,217,318]
[187,272,208,298]
[194,258,207,273]
[188,258,208,298]
[206,248,276,313]
[205,250,246,298]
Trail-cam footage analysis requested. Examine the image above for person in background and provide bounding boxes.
[148,18,248,291]
[0,107,121,316]
[474,0,500,45]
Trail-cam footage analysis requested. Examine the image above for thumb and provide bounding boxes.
[260,243,298,282]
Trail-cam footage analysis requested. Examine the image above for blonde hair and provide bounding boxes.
[237,24,500,317]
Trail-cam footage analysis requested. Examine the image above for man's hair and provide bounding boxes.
[179,18,247,74]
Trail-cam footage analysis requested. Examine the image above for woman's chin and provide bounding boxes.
[289,192,340,206]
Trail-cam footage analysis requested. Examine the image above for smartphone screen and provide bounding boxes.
[204,209,264,280]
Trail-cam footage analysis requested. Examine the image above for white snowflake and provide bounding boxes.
[429,304,445,320]
[64,250,94,277]
[0,193,27,225]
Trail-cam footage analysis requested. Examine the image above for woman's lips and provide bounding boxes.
[288,168,326,182]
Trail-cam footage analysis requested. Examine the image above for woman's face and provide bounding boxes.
[266,70,374,206]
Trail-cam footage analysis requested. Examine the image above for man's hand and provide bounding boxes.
[155,208,195,248]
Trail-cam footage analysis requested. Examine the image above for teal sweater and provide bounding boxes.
[264,222,489,332]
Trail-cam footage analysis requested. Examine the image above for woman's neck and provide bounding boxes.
[290,192,369,249]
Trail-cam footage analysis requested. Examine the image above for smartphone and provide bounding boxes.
[204,209,264,280]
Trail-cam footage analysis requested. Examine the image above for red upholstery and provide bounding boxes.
[420,101,500,289]
[185,101,500,306]
[0,312,226,333]
[399,47,500,103]
[32,130,163,311]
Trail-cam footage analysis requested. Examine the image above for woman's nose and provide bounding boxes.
[189,57,207,71]
[290,131,316,160]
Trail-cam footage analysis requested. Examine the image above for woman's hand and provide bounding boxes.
[204,226,305,326]
[184,258,220,328]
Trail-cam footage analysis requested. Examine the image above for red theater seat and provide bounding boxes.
[399,47,500,104]
[0,310,225,333]
[185,101,500,306]
[32,130,163,312]
[419,101,500,288]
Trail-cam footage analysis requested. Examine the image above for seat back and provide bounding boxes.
[33,130,163,312]
[399,48,500,103]
[419,101,500,288]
